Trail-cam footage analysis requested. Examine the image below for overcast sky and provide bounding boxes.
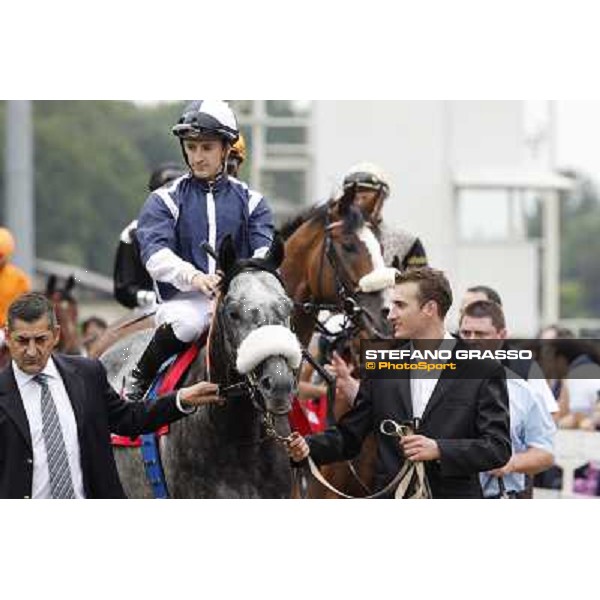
[557,101,600,181]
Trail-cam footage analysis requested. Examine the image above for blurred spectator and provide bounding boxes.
[547,338,600,430]
[537,324,576,340]
[226,134,247,178]
[113,163,185,310]
[0,227,31,336]
[81,316,107,356]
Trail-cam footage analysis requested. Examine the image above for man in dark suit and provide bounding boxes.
[288,268,511,498]
[0,292,222,499]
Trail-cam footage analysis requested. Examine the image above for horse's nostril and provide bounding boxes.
[261,376,272,391]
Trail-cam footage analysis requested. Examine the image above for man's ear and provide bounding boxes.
[498,328,508,340]
[422,299,438,318]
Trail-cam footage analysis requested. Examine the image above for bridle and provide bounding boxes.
[297,209,389,346]
[207,266,298,446]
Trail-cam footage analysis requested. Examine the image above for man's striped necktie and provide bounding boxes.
[34,373,75,499]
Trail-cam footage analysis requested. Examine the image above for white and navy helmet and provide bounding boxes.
[343,162,390,199]
[172,100,239,144]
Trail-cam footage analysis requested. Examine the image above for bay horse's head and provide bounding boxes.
[46,274,81,355]
[280,185,395,346]
[210,234,300,427]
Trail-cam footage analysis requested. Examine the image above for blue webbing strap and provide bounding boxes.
[140,357,176,499]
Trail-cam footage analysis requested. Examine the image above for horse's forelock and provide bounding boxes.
[227,270,287,309]
[341,203,365,235]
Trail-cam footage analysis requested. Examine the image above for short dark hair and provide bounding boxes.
[81,316,107,335]
[7,292,57,330]
[466,285,502,306]
[461,300,506,330]
[537,324,575,339]
[395,267,453,318]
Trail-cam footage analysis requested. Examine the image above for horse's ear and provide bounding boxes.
[337,184,357,217]
[64,275,76,296]
[218,234,237,274]
[46,275,57,296]
[264,232,285,270]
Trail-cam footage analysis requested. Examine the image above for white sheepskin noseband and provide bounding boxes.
[358,267,398,293]
[236,325,302,375]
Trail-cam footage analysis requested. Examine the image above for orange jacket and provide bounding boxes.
[0,264,31,327]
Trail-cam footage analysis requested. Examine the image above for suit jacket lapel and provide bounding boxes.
[53,355,86,431]
[420,364,463,422]
[397,376,413,421]
[0,364,33,450]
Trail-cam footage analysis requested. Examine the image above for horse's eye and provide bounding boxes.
[341,241,357,253]
[228,308,241,322]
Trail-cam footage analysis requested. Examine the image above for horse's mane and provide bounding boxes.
[279,201,330,240]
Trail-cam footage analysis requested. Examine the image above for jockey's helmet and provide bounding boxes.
[172,100,239,145]
[230,133,247,163]
[343,163,390,200]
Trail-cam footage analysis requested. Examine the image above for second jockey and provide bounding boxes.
[130,100,274,400]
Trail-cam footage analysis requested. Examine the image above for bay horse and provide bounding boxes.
[280,185,394,351]
[46,274,81,355]
[280,187,395,498]
[103,234,302,498]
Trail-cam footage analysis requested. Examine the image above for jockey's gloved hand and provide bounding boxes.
[136,290,156,308]
[191,272,222,298]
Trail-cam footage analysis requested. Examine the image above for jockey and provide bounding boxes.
[342,162,428,270]
[226,133,247,178]
[130,100,274,401]
[0,227,31,331]
[113,163,185,310]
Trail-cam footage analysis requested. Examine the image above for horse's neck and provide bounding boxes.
[282,222,324,301]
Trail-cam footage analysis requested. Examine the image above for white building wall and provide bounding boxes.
[312,100,540,333]
[451,242,540,335]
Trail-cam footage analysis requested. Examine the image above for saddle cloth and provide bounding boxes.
[111,343,201,447]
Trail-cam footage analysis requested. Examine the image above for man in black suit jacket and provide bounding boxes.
[0,292,221,499]
[288,268,511,498]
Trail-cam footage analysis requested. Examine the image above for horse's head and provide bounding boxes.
[281,186,394,345]
[211,234,300,425]
[46,274,81,355]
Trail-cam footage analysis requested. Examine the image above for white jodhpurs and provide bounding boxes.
[154,292,213,343]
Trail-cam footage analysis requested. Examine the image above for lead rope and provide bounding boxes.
[305,419,432,499]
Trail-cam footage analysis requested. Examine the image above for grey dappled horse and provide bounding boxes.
[101,235,301,498]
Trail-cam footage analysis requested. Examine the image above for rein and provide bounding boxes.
[303,212,388,342]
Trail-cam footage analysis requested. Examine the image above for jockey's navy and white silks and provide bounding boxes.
[137,173,274,303]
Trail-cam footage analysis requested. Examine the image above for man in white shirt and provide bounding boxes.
[0,292,222,499]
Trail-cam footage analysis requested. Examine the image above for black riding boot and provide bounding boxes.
[128,323,188,401]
